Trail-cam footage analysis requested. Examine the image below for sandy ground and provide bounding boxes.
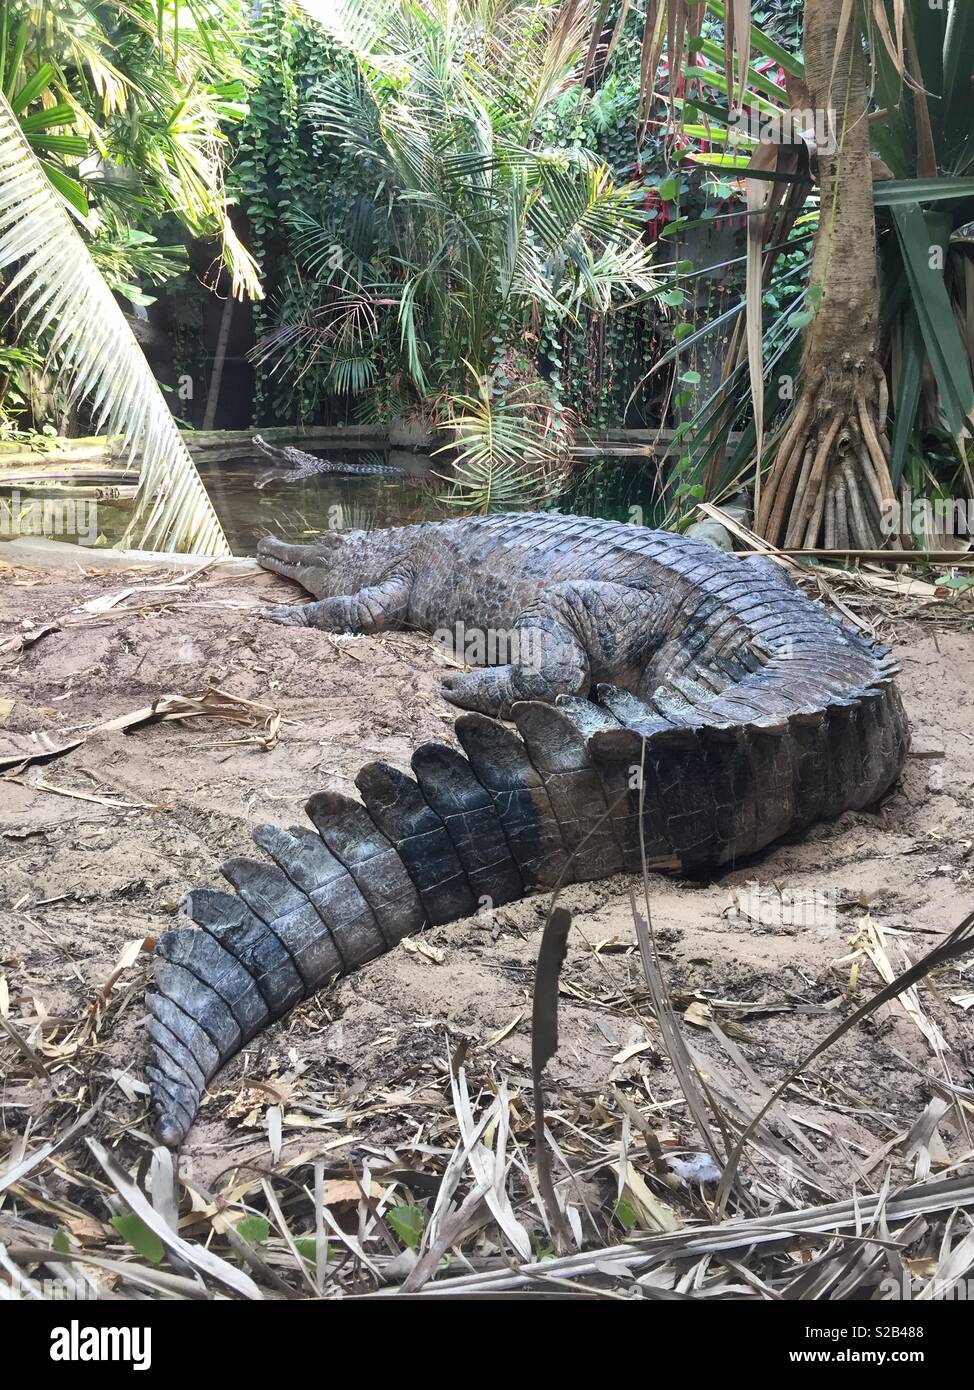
[1,550,973,1209]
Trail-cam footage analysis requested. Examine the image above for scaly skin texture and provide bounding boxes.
[147,514,909,1144]
[252,436,404,488]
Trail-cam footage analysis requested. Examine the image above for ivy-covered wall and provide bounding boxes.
[229,1,365,425]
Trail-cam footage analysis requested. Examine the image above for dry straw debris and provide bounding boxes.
[2,897,972,1301]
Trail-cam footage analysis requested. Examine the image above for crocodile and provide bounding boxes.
[252,435,404,488]
[146,513,909,1144]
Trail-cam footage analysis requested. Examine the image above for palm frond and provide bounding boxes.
[434,373,564,513]
[0,90,229,556]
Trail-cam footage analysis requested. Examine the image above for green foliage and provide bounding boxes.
[0,342,42,434]
[0,92,231,554]
[661,0,974,526]
[870,0,974,493]
[308,0,659,385]
[0,1,259,300]
[230,3,360,422]
[387,1203,426,1250]
[248,0,660,507]
[612,1197,638,1232]
[0,0,259,460]
[111,1212,165,1263]
[750,0,803,51]
[89,221,189,307]
[231,0,766,455]
[435,375,567,512]
[537,2,774,440]
[235,1215,271,1243]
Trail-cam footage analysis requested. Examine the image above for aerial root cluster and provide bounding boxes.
[757,362,901,551]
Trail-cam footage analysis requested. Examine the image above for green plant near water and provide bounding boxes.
[0,0,260,303]
[252,0,663,510]
[232,0,764,450]
[0,1,268,553]
[626,0,974,548]
[0,92,229,554]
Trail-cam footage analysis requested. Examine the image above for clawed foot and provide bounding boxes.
[440,670,512,718]
[261,603,310,626]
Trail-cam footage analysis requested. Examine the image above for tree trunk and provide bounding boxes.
[756,0,896,550]
[203,293,234,431]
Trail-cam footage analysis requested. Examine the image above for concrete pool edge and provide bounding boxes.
[0,535,260,572]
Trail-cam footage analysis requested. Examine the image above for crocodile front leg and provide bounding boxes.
[263,569,413,631]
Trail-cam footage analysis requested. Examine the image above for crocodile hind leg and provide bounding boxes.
[439,580,661,718]
[440,613,590,717]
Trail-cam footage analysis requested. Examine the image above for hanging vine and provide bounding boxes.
[230,2,368,425]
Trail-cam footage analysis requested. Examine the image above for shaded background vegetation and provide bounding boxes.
[1,0,970,548]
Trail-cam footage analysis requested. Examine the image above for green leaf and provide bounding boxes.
[53,1228,71,1254]
[786,310,813,329]
[36,159,89,216]
[10,64,55,115]
[892,204,974,437]
[387,1203,425,1250]
[111,1214,165,1264]
[680,370,702,385]
[658,176,679,202]
[18,104,76,133]
[236,1215,270,1244]
[28,134,87,158]
[874,179,974,208]
[613,1198,638,1232]
[295,1237,317,1261]
[673,322,695,341]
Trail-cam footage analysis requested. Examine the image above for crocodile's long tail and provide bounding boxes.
[148,641,908,1145]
